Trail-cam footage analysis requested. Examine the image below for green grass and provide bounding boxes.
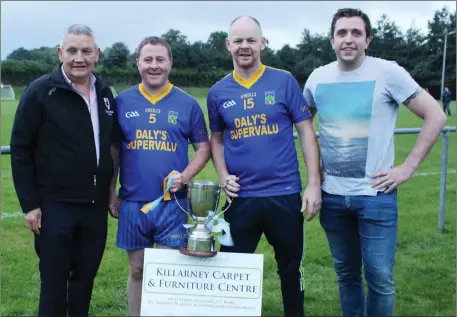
[1,86,456,316]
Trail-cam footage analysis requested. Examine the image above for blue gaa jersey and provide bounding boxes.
[207,65,311,197]
[116,82,209,201]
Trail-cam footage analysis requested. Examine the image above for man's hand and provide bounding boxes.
[170,171,185,193]
[371,163,415,193]
[301,184,322,221]
[109,188,120,219]
[24,208,42,234]
[221,175,240,203]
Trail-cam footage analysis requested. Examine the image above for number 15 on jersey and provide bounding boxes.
[243,97,255,110]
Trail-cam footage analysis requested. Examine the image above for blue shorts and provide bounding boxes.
[116,199,187,251]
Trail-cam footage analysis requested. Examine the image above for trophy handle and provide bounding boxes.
[173,192,197,222]
[214,184,233,218]
[175,182,233,220]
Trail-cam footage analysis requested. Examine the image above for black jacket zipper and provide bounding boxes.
[49,82,110,204]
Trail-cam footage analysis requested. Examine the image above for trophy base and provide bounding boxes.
[179,246,217,258]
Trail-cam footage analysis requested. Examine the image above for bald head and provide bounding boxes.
[225,15,266,71]
[228,16,263,40]
[230,15,262,28]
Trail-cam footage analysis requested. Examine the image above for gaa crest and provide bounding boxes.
[103,97,113,116]
[168,111,178,125]
[265,91,275,105]
[103,97,110,110]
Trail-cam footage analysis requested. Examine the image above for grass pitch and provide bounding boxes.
[1,86,456,316]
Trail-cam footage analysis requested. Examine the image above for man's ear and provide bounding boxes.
[95,47,101,63]
[57,47,64,62]
[225,38,231,52]
[260,36,267,51]
[365,35,373,50]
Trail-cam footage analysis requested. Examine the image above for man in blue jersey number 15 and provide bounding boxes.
[207,16,322,317]
[109,36,211,316]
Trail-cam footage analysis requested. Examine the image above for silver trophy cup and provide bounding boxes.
[179,180,221,257]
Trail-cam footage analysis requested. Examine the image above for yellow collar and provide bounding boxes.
[233,64,266,89]
[138,82,174,105]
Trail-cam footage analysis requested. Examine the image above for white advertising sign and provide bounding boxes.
[140,248,264,316]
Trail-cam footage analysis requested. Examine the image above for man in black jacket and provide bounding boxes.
[10,24,119,317]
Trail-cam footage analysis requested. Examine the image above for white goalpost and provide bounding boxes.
[1,84,16,101]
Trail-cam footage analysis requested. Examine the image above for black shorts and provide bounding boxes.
[220,193,306,316]
[220,193,305,282]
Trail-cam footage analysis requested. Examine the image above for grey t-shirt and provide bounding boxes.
[303,56,420,196]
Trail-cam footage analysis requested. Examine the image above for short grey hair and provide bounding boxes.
[60,24,97,48]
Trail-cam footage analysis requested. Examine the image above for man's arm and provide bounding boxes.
[285,73,321,219]
[309,107,318,122]
[306,106,323,181]
[182,101,212,183]
[110,143,120,191]
[296,119,322,220]
[372,89,447,191]
[109,102,122,192]
[295,120,321,186]
[10,85,42,214]
[108,143,120,217]
[210,132,229,181]
[209,132,239,201]
[402,90,447,172]
[181,141,211,183]
[205,89,240,200]
[302,73,320,157]
[170,141,211,193]
[108,95,122,217]
[170,100,212,192]
[302,72,318,123]
[10,84,43,234]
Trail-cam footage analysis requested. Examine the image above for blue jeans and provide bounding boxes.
[319,190,398,317]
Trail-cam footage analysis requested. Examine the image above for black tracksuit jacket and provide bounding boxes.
[10,66,120,213]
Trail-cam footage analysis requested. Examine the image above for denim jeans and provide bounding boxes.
[319,190,398,317]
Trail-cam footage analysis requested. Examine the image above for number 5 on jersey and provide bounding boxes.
[149,113,156,124]
[244,97,254,110]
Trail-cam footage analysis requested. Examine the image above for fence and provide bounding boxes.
[1,126,455,231]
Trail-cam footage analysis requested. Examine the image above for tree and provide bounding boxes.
[296,29,334,70]
[127,51,138,69]
[206,31,232,69]
[187,41,211,69]
[161,29,189,46]
[1,5,454,92]
[277,44,299,72]
[425,7,456,97]
[7,46,60,67]
[161,29,189,69]
[262,46,283,69]
[369,14,405,62]
[207,31,228,52]
[7,47,33,60]
[103,42,130,69]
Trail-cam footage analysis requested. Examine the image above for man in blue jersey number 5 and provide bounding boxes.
[110,36,211,316]
[207,16,322,317]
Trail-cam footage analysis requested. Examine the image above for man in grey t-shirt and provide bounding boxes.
[303,8,446,317]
